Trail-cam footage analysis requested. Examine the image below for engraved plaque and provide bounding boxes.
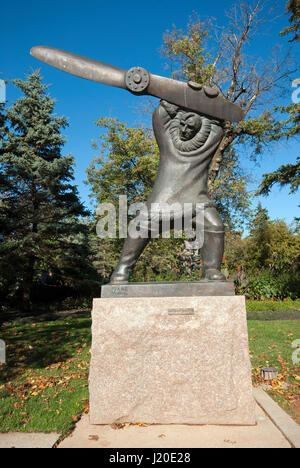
[168,308,195,315]
[112,286,128,297]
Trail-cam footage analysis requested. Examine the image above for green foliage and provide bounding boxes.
[280,0,300,42]
[0,72,98,310]
[242,271,300,300]
[60,296,92,310]
[258,157,300,195]
[238,113,284,159]
[87,117,159,206]
[223,204,300,299]
[162,16,215,84]
[246,298,300,312]
[225,204,300,274]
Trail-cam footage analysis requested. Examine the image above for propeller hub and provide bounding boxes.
[125,67,149,93]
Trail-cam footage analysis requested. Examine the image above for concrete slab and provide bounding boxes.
[0,432,59,448]
[254,387,300,449]
[58,404,291,448]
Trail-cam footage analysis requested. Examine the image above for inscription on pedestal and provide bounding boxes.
[111,286,128,297]
[168,308,195,315]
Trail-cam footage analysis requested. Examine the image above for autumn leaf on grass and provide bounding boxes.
[82,400,89,414]
[277,356,287,364]
[271,379,285,389]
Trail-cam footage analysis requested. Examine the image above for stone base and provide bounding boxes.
[89,296,256,425]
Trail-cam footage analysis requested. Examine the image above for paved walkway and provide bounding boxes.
[0,432,59,449]
[58,403,290,449]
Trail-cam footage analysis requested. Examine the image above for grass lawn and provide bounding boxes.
[0,312,299,435]
[0,316,91,436]
[248,320,300,424]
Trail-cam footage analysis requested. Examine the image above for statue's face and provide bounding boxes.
[179,115,201,141]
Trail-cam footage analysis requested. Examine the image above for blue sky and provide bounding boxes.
[1,0,299,227]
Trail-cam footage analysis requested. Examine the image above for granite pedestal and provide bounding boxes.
[89,294,256,425]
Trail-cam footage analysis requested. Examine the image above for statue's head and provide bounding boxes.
[179,113,202,141]
[168,106,223,153]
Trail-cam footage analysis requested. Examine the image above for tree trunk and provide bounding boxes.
[208,123,235,198]
[22,256,34,312]
[22,184,38,312]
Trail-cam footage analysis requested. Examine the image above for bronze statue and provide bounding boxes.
[111,100,226,283]
[30,46,243,284]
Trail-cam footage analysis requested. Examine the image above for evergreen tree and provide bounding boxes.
[247,203,271,270]
[0,72,93,310]
[258,156,300,195]
[281,0,300,42]
[224,205,299,275]
[257,1,300,206]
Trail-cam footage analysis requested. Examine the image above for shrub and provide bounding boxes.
[236,270,300,300]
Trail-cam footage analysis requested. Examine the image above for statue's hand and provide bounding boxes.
[160,100,179,118]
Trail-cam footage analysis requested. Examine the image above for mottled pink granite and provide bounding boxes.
[89,296,256,425]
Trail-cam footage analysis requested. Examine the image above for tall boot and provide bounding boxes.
[201,230,226,281]
[110,235,149,283]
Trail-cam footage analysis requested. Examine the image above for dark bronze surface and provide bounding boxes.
[101,281,235,298]
[125,67,150,93]
[30,45,239,288]
[110,100,226,284]
[30,46,243,122]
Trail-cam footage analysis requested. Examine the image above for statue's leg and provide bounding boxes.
[110,209,151,284]
[110,234,149,283]
[200,207,226,281]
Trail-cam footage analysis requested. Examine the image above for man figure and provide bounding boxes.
[110,100,225,283]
